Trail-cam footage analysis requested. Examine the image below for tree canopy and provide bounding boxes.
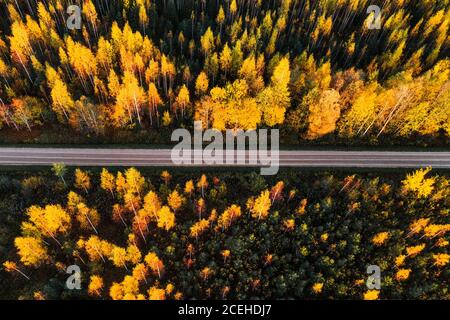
[0,1,448,145]
[0,167,448,299]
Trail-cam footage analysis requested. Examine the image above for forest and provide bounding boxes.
[0,166,448,299]
[0,0,448,303]
[0,0,448,145]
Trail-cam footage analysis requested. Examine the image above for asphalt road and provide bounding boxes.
[0,148,449,168]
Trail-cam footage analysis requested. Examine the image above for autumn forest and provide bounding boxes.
[0,0,449,303]
[0,0,448,145]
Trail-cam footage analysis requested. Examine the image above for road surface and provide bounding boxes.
[0,148,449,168]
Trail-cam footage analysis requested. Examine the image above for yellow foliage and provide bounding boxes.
[340,83,378,137]
[75,202,100,232]
[174,292,184,300]
[147,82,163,116]
[148,287,166,300]
[157,206,176,231]
[197,174,209,196]
[217,205,242,231]
[257,57,291,126]
[109,282,124,300]
[124,167,145,195]
[363,290,380,300]
[88,275,104,296]
[126,244,142,265]
[162,111,172,126]
[196,198,206,218]
[433,253,450,267]
[195,71,209,95]
[408,218,430,235]
[14,237,48,267]
[423,224,450,238]
[406,244,426,257]
[140,191,161,221]
[176,85,190,113]
[200,267,213,280]
[3,261,17,272]
[121,275,140,299]
[248,190,271,220]
[184,180,195,195]
[395,269,411,281]
[75,169,91,192]
[33,291,46,300]
[110,246,128,268]
[165,283,175,295]
[62,194,77,215]
[82,235,112,262]
[284,219,296,231]
[395,255,406,267]
[190,219,210,238]
[220,43,232,74]
[222,250,231,259]
[116,171,127,194]
[436,238,449,248]
[161,170,171,185]
[144,252,164,278]
[110,275,140,300]
[297,198,308,215]
[24,204,71,237]
[372,232,390,246]
[196,80,261,131]
[113,71,146,126]
[132,263,148,283]
[168,190,185,212]
[124,191,142,213]
[312,283,324,294]
[100,168,115,195]
[354,279,364,286]
[66,37,98,80]
[200,27,214,55]
[306,89,341,139]
[402,167,435,198]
